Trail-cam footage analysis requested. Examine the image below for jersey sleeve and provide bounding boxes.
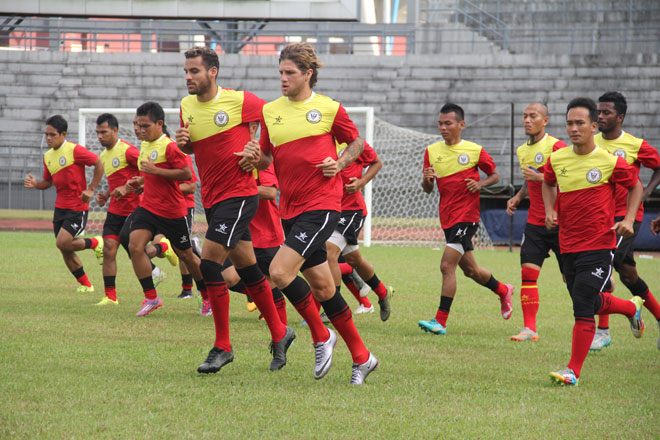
[544,156,557,185]
[258,164,278,188]
[242,91,266,124]
[126,145,140,168]
[259,113,272,153]
[186,155,198,183]
[477,148,496,175]
[637,141,660,170]
[73,145,99,166]
[611,156,637,189]
[42,158,52,180]
[166,142,189,169]
[359,143,378,167]
[330,105,359,145]
[423,148,430,171]
[553,139,568,151]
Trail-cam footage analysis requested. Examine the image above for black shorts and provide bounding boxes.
[254,246,280,276]
[282,210,340,271]
[336,210,364,246]
[613,216,641,269]
[130,206,192,250]
[520,223,563,272]
[563,249,614,317]
[52,208,87,238]
[103,212,129,240]
[443,222,478,252]
[204,196,258,249]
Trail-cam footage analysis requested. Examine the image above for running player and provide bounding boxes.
[418,103,514,336]
[590,91,660,350]
[176,46,294,374]
[175,153,201,299]
[128,101,206,317]
[544,97,644,386]
[326,141,393,321]
[506,103,567,341]
[24,115,104,292]
[238,42,378,384]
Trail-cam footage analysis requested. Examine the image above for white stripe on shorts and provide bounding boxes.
[227,200,246,245]
[302,212,331,257]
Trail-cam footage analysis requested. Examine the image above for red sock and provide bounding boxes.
[640,289,660,320]
[105,286,117,301]
[494,282,508,297]
[143,288,157,300]
[324,294,370,364]
[597,292,635,318]
[207,280,231,351]
[567,317,595,378]
[434,309,449,326]
[597,314,610,328]
[311,295,322,313]
[521,267,540,332]
[77,273,92,287]
[199,288,208,300]
[344,281,372,308]
[339,262,353,276]
[88,237,99,249]
[246,276,286,342]
[291,290,329,344]
[274,295,288,325]
[372,282,388,300]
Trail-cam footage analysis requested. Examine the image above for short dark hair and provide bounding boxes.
[136,101,169,137]
[46,115,67,134]
[184,46,220,71]
[598,91,627,117]
[566,97,598,123]
[440,103,465,122]
[96,113,118,129]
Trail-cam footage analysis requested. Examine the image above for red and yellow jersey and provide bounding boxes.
[179,155,198,210]
[100,139,140,216]
[260,93,359,220]
[544,145,637,253]
[423,139,496,229]
[337,141,379,216]
[516,134,567,226]
[180,88,264,209]
[249,164,285,249]
[138,134,189,219]
[43,140,98,211]
[595,131,660,221]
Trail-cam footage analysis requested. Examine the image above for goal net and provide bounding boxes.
[78,107,494,249]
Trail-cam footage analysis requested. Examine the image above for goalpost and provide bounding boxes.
[78,106,493,249]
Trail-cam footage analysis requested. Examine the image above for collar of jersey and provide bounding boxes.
[571,144,600,157]
[107,139,120,150]
[52,140,68,150]
[444,139,464,148]
[144,134,166,145]
[195,87,223,105]
[286,91,315,105]
[527,133,548,147]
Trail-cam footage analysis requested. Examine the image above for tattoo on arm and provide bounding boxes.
[337,137,365,170]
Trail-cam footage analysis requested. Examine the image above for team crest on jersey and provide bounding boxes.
[613,148,627,159]
[457,153,470,166]
[586,167,602,184]
[149,150,158,161]
[214,110,229,127]
[112,157,120,168]
[59,156,66,166]
[534,152,544,164]
[306,109,322,124]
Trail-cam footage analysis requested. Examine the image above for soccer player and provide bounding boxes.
[176,46,294,374]
[544,97,645,386]
[506,103,567,341]
[24,115,104,292]
[238,42,378,384]
[175,153,201,299]
[418,103,514,336]
[128,101,206,317]
[326,141,393,321]
[590,91,660,350]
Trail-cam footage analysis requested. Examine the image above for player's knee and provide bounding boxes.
[269,263,292,288]
[440,261,456,276]
[199,258,221,280]
[343,252,361,267]
[461,266,478,279]
[104,243,117,259]
[128,241,143,259]
[56,237,71,251]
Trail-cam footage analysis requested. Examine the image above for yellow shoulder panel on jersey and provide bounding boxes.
[138,135,173,170]
[181,89,246,143]
[594,132,643,165]
[427,140,483,178]
[100,140,132,177]
[44,141,76,176]
[516,134,557,169]
[263,94,340,147]
[550,145,618,193]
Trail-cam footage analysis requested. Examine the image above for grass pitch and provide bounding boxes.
[1,231,659,439]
